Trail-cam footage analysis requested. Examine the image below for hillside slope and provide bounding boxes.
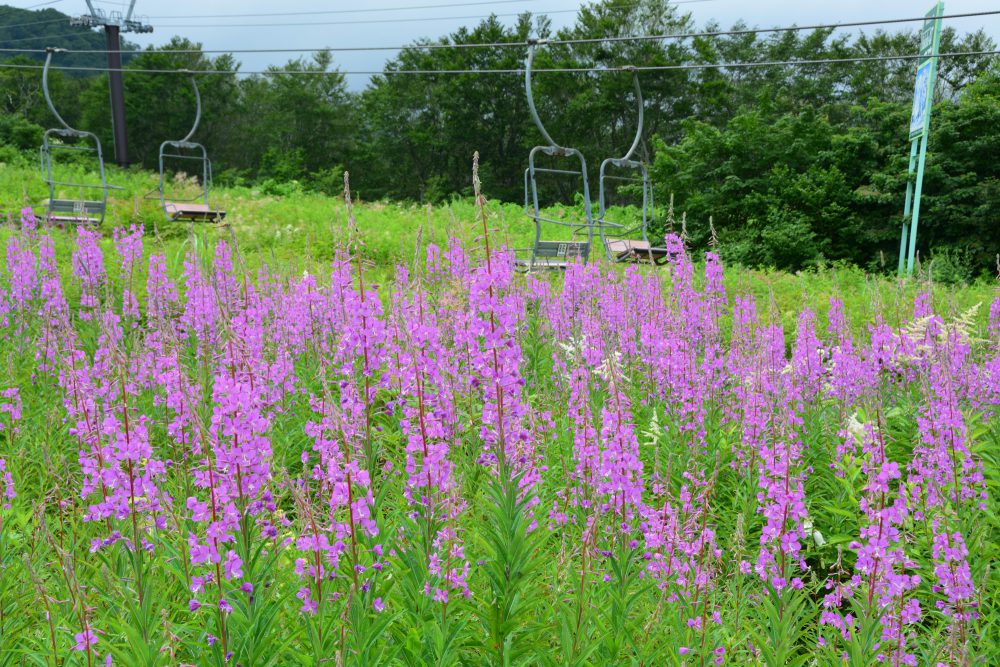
[0,4,138,72]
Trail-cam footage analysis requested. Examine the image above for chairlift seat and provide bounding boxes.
[515,239,590,271]
[165,202,226,222]
[38,49,112,226]
[149,74,226,222]
[46,198,104,225]
[606,239,669,264]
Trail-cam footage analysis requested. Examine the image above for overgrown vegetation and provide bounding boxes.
[0,178,998,663]
[2,0,999,273]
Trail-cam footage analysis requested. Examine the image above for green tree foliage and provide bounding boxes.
[356,14,535,201]
[235,50,354,187]
[0,5,138,72]
[1,51,91,146]
[650,72,1000,273]
[71,41,351,187]
[78,38,239,169]
[647,20,999,273]
[918,72,1000,271]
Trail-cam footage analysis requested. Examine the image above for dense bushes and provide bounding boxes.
[652,73,1000,274]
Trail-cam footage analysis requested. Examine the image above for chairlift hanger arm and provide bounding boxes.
[621,68,643,163]
[525,39,561,151]
[179,71,202,144]
[42,49,75,133]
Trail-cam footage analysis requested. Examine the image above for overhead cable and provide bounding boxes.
[2,9,997,55]
[0,48,996,76]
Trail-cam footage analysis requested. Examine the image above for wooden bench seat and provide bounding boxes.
[47,199,103,225]
[165,202,226,222]
[607,239,669,264]
[516,239,590,271]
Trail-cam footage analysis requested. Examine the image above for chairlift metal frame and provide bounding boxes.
[596,69,667,264]
[146,72,225,222]
[39,48,118,225]
[518,39,595,272]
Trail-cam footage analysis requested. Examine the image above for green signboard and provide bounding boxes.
[898,1,944,275]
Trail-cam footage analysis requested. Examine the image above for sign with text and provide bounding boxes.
[909,61,932,137]
[908,4,944,139]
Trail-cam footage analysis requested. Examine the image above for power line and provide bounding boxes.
[0,49,996,76]
[3,9,997,56]
[547,9,1000,48]
[0,16,73,30]
[147,0,538,19]
[150,7,594,29]
[0,0,650,33]
[0,30,103,46]
[117,7,1000,32]
[0,0,541,32]
[20,0,67,8]
[142,0,715,20]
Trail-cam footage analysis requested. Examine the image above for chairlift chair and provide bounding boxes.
[517,39,596,272]
[596,69,667,264]
[39,48,119,225]
[146,72,226,222]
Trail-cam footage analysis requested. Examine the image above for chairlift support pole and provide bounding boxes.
[105,23,128,167]
[73,0,153,169]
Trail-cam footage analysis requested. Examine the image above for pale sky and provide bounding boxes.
[7,0,1000,89]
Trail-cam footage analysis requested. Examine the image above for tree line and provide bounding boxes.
[1,0,998,274]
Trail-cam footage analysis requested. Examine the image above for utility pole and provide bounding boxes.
[71,1,152,169]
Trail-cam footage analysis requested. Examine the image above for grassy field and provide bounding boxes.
[0,156,998,665]
[2,155,996,332]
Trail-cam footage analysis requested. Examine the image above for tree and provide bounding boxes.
[356,13,535,201]
[237,50,355,186]
[918,71,1000,274]
[78,38,238,171]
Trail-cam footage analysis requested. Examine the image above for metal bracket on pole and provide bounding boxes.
[76,0,152,32]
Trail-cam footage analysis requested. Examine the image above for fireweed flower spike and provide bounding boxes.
[820,419,922,665]
[112,225,143,324]
[0,387,17,509]
[71,226,106,322]
[2,230,39,335]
